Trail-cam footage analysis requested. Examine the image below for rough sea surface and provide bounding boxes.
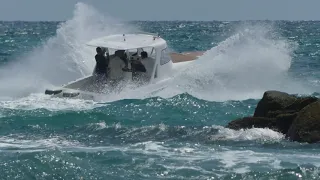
[0,2,320,180]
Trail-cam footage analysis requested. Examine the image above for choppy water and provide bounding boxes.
[0,2,320,179]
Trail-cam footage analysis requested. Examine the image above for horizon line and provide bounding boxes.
[1,19,320,23]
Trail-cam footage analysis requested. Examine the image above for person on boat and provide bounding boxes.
[140,51,154,74]
[94,47,109,82]
[116,50,130,71]
[131,51,155,83]
[131,56,146,73]
[107,50,129,81]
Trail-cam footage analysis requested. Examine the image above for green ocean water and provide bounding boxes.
[0,2,320,180]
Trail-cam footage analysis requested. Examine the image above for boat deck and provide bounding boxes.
[170,51,204,63]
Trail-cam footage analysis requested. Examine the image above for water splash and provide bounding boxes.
[0,2,137,99]
[152,24,313,101]
[0,4,314,105]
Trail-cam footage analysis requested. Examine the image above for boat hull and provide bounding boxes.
[45,77,171,102]
[44,51,203,101]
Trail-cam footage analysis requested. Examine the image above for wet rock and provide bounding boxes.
[226,90,320,143]
[276,113,298,134]
[287,101,320,143]
[285,96,318,111]
[226,117,277,131]
[267,110,297,118]
[253,91,297,117]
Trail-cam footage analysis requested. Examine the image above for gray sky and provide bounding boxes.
[0,0,319,21]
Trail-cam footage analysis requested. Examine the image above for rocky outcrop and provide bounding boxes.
[226,90,320,143]
[287,101,320,143]
[226,117,277,131]
[253,91,297,117]
[276,112,298,134]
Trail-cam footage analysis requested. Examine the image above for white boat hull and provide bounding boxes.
[45,57,197,101]
[45,76,171,101]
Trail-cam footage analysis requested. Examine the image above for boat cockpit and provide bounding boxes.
[93,46,157,85]
[45,33,173,97]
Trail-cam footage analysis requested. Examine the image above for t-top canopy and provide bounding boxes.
[86,33,166,50]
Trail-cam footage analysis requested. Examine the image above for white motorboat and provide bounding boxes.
[44,33,201,101]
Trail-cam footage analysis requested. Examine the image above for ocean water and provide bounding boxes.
[0,2,320,179]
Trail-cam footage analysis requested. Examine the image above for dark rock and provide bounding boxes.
[267,110,297,118]
[287,101,320,143]
[226,117,277,130]
[254,91,297,117]
[276,113,298,134]
[226,90,320,143]
[285,96,318,111]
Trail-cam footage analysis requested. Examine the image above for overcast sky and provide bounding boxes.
[0,0,319,21]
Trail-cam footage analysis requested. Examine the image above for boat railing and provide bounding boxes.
[125,31,159,37]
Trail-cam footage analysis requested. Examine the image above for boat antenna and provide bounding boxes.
[123,34,126,41]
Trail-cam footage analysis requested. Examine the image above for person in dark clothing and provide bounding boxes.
[95,47,109,75]
[131,59,146,72]
[129,51,147,83]
[94,47,109,88]
[131,51,147,73]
